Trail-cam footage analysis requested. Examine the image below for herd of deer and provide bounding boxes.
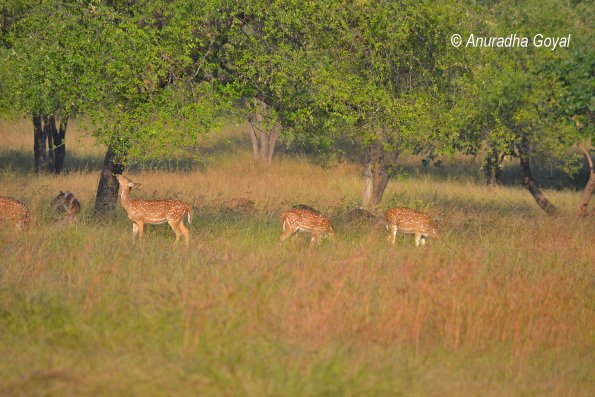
[0,174,438,247]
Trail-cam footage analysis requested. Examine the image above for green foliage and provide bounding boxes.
[300,1,470,158]
[0,0,232,163]
[460,0,592,175]
[83,0,232,163]
[0,0,103,118]
[0,0,591,171]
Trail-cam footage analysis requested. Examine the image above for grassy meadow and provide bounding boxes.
[0,119,593,396]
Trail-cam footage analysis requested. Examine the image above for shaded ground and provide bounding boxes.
[1,118,590,190]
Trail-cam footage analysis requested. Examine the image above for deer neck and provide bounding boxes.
[120,186,134,211]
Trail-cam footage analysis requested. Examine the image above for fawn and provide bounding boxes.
[280,205,335,244]
[385,207,438,247]
[0,196,31,231]
[51,191,81,224]
[116,174,192,245]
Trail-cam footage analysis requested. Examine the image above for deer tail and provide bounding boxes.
[187,207,192,224]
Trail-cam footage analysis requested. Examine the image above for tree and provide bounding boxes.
[88,0,229,213]
[306,1,466,209]
[458,0,588,214]
[0,0,101,173]
[576,143,594,218]
[551,0,594,218]
[218,0,322,165]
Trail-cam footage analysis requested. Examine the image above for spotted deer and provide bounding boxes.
[0,196,31,231]
[385,207,438,247]
[280,205,335,244]
[116,174,192,245]
[51,191,81,224]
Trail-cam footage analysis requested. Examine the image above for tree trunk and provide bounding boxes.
[265,123,279,165]
[484,143,503,186]
[361,139,398,210]
[33,115,47,173]
[248,121,260,161]
[44,115,56,172]
[247,97,278,165]
[518,136,559,216]
[94,146,125,215]
[577,143,594,219]
[33,114,68,174]
[51,116,68,173]
[258,127,268,161]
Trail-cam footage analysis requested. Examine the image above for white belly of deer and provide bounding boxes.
[128,210,169,224]
[145,218,168,224]
[298,226,319,233]
[397,227,420,234]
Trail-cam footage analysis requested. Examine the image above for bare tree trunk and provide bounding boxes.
[265,123,279,165]
[50,116,68,174]
[247,97,279,165]
[484,143,503,186]
[361,139,399,210]
[33,114,68,174]
[46,116,55,171]
[362,162,374,208]
[94,146,125,215]
[518,136,559,216]
[247,121,260,161]
[33,115,48,173]
[577,143,594,219]
[258,127,268,161]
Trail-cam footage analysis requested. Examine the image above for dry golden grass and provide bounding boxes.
[0,119,593,396]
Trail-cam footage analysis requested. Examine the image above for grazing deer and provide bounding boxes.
[51,191,81,224]
[0,196,31,231]
[280,205,335,244]
[385,207,438,247]
[115,174,192,245]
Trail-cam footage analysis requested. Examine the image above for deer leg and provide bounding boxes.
[415,233,422,247]
[132,223,139,242]
[312,232,323,245]
[168,220,182,243]
[279,229,295,241]
[137,221,145,239]
[178,221,190,246]
[387,225,398,244]
[279,224,296,241]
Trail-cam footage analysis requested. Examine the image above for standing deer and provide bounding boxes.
[115,174,192,245]
[385,207,438,247]
[280,205,335,244]
[0,196,31,231]
[51,191,81,224]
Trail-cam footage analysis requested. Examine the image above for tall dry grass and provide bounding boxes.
[0,119,593,396]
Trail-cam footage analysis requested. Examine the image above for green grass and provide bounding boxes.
[0,119,593,396]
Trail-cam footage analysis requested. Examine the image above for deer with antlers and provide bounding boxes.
[116,174,192,245]
[51,191,81,224]
[0,196,31,231]
[280,205,335,244]
[385,207,438,247]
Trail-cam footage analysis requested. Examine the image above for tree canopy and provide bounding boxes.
[0,0,592,213]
